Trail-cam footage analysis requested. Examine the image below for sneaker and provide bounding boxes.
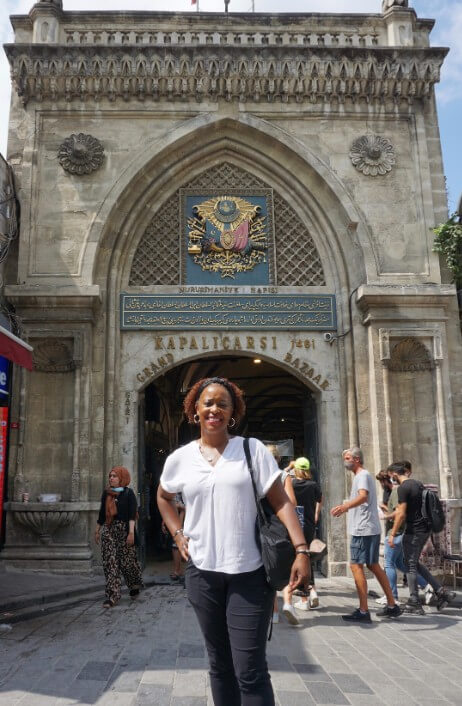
[436,589,456,611]
[424,587,435,605]
[375,595,388,605]
[403,601,425,615]
[272,612,279,624]
[282,603,300,626]
[341,609,372,623]
[376,604,402,619]
[294,600,310,611]
[309,589,319,608]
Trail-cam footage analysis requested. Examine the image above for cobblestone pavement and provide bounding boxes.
[0,578,461,706]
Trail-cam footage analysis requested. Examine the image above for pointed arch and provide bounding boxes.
[87,114,377,291]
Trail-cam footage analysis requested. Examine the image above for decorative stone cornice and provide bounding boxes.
[4,44,447,106]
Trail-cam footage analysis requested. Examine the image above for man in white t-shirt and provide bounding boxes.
[331,446,401,622]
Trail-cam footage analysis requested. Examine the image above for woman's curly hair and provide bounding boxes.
[183,377,246,425]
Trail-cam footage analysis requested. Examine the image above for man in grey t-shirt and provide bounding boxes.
[331,447,401,622]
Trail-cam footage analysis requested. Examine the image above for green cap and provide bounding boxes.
[294,457,310,471]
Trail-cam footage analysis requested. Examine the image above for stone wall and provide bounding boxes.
[2,3,461,572]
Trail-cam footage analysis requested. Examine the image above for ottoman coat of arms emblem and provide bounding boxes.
[187,196,267,278]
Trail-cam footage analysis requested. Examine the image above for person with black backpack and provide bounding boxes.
[388,462,456,614]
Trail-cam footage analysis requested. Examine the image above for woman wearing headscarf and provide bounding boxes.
[95,466,143,608]
[157,377,309,706]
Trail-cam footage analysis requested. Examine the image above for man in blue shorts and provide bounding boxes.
[331,447,401,622]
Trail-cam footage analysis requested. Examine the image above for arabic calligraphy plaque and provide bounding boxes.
[120,294,336,331]
[180,189,275,285]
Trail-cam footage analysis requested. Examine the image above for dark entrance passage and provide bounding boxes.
[138,356,318,562]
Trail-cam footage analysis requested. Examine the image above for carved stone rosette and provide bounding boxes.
[349,134,395,176]
[57,133,104,175]
[13,509,77,545]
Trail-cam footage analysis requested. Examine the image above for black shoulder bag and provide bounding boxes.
[243,438,296,591]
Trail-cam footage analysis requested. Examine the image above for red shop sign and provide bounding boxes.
[0,407,8,538]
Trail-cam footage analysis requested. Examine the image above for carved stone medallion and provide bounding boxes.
[57,133,104,175]
[349,135,395,176]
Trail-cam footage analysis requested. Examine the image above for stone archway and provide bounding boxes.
[136,352,323,563]
[92,117,371,576]
[117,334,346,575]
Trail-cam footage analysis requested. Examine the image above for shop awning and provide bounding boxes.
[0,325,34,370]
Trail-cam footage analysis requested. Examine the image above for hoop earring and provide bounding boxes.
[228,417,236,428]
[193,414,200,424]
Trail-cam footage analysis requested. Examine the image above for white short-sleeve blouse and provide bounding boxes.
[160,436,281,574]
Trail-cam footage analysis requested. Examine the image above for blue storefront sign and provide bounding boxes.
[120,294,337,331]
[0,356,9,398]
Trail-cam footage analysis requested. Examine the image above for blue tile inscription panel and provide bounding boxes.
[120,294,336,331]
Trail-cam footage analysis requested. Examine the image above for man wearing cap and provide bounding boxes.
[331,447,401,622]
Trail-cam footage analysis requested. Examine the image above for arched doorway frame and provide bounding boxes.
[118,339,344,573]
[92,116,371,472]
[90,115,372,575]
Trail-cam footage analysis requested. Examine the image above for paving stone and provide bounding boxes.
[134,683,171,706]
[140,667,174,686]
[271,670,307,692]
[276,690,316,705]
[109,667,144,692]
[178,642,205,658]
[76,660,116,681]
[345,695,385,706]
[294,664,332,682]
[330,674,373,694]
[95,691,136,705]
[305,681,351,704]
[170,699,207,705]
[172,669,207,697]
[147,648,178,667]
[268,654,295,671]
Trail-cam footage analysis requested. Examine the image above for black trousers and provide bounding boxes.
[402,531,441,603]
[185,562,275,706]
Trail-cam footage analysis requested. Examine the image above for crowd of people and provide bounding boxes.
[94,376,457,706]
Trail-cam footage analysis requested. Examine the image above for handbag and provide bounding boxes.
[309,538,327,562]
[243,438,296,591]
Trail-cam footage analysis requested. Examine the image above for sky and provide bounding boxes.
[0,0,461,213]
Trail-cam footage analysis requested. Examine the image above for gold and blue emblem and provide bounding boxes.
[186,195,268,282]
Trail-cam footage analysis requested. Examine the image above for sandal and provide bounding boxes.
[103,599,116,608]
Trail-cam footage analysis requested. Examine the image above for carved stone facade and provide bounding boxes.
[2,2,461,574]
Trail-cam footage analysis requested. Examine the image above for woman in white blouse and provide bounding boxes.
[157,376,309,706]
